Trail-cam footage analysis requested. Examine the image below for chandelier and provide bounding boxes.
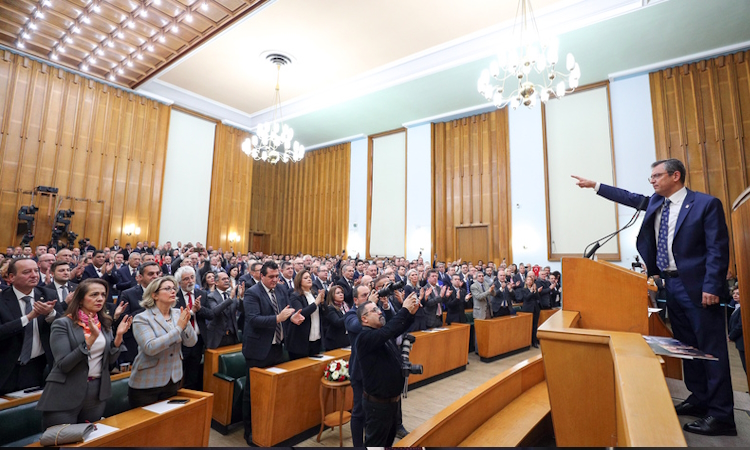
[242,54,305,164]
[477,0,581,109]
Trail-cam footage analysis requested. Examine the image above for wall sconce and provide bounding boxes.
[124,224,141,236]
[228,232,240,243]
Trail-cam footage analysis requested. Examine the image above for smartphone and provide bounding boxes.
[167,399,189,404]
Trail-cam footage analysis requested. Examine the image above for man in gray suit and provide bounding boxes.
[205,272,240,349]
[470,272,495,321]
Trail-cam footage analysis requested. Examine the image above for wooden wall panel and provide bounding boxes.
[650,50,750,271]
[248,143,350,256]
[206,124,255,254]
[432,109,512,266]
[0,51,170,250]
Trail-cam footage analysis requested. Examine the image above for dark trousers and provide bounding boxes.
[666,277,734,423]
[128,379,181,408]
[288,339,322,361]
[0,355,46,395]
[362,397,399,446]
[219,333,239,348]
[350,378,364,447]
[522,301,541,345]
[740,350,747,374]
[243,344,283,442]
[181,335,204,391]
[42,378,106,430]
[119,335,138,365]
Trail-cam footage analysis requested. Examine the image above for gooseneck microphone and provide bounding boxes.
[583,197,649,259]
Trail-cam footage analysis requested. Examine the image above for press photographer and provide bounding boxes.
[355,291,419,446]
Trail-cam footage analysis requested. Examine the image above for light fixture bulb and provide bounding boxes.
[201,2,208,10]
[29,21,37,30]
[185,13,193,23]
[159,35,165,43]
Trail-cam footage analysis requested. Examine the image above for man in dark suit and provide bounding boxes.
[574,158,734,436]
[0,259,60,394]
[336,264,356,308]
[241,261,302,445]
[81,250,117,289]
[174,265,214,391]
[205,272,240,349]
[239,262,261,287]
[115,252,141,292]
[277,261,295,296]
[116,262,163,364]
[111,239,121,253]
[312,266,331,292]
[36,253,56,287]
[161,255,173,275]
[45,261,77,305]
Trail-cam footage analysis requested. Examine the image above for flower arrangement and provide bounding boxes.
[323,358,350,382]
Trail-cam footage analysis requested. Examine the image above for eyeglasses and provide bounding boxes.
[648,172,669,182]
[157,286,177,292]
[365,306,382,316]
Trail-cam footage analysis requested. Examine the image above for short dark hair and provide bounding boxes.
[139,261,160,276]
[357,300,374,323]
[51,261,69,272]
[652,158,686,184]
[426,269,437,278]
[250,262,262,272]
[7,258,35,276]
[280,261,293,271]
[93,250,104,257]
[261,260,279,276]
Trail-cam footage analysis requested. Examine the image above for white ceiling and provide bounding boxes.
[138,0,750,148]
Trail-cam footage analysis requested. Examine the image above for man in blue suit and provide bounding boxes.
[241,261,303,445]
[573,158,734,436]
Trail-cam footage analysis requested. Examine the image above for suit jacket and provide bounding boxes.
[490,282,516,317]
[312,279,331,293]
[128,306,198,389]
[0,286,60,389]
[444,288,469,325]
[598,184,730,306]
[421,284,445,329]
[728,307,744,353]
[81,265,117,284]
[116,265,138,292]
[116,285,146,364]
[517,287,540,313]
[335,277,355,308]
[45,281,78,304]
[204,290,239,350]
[470,280,493,320]
[161,263,173,276]
[286,291,323,355]
[242,282,290,361]
[175,289,214,348]
[535,279,552,309]
[36,317,123,411]
[322,305,349,351]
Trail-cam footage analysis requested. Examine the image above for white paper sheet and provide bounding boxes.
[265,367,288,374]
[308,355,334,362]
[83,424,119,442]
[0,397,10,404]
[341,346,352,351]
[141,399,188,414]
[4,387,42,398]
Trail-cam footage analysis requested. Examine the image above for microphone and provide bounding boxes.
[583,197,649,259]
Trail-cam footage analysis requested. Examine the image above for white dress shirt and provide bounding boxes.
[303,291,321,341]
[13,286,56,360]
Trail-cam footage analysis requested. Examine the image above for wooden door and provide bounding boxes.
[455,225,489,265]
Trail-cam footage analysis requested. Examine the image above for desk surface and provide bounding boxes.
[474,313,532,359]
[1,372,130,412]
[408,323,470,384]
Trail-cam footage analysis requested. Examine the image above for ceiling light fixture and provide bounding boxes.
[34,10,44,19]
[201,2,208,11]
[477,0,581,109]
[242,53,305,164]
[185,13,193,23]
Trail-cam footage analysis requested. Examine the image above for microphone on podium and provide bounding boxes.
[583,197,648,259]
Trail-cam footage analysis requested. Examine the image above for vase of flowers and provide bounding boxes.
[323,358,350,382]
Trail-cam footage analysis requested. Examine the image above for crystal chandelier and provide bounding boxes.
[477,0,581,109]
[242,54,305,164]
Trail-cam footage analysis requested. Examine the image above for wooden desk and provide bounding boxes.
[250,349,353,447]
[28,389,213,447]
[408,323,470,385]
[1,372,130,412]
[474,313,532,361]
[538,308,560,326]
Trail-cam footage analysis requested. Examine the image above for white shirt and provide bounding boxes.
[87,331,106,378]
[53,281,70,304]
[181,289,199,335]
[654,186,687,271]
[260,282,283,344]
[13,286,56,360]
[303,291,321,341]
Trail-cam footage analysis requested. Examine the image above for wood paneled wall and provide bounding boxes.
[206,124,255,254]
[650,50,750,269]
[249,143,351,256]
[432,109,512,265]
[0,50,170,250]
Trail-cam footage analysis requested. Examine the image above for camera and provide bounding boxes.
[400,333,423,378]
[377,280,404,298]
[631,255,641,271]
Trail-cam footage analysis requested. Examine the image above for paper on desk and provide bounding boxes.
[0,397,9,404]
[265,367,288,374]
[648,307,663,317]
[142,399,188,414]
[341,346,351,351]
[4,387,42,399]
[83,424,119,442]
[308,354,334,361]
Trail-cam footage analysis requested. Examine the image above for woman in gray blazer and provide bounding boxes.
[36,278,132,429]
[128,276,196,407]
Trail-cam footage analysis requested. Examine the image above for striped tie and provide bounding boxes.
[656,199,671,271]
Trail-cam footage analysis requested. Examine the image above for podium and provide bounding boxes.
[732,186,750,392]
[538,258,685,447]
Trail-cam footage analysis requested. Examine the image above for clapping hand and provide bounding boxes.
[85,312,101,348]
[440,285,447,297]
[291,310,305,325]
[116,314,133,337]
[315,290,325,305]
[177,307,191,329]
[277,305,294,323]
[114,300,129,320]
[192,295,202,313]
[403,292,419,315]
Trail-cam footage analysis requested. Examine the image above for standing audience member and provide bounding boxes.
[117,262,163,365]
[322,285,350,351]
[728,287,745,374]
[205,272,241,349]
[0,259,59,394]
[36,279,132,428]
[470,271,495,320]
[518,275,541,348]
[174,267,213,391]
[128,276,197,407]
[287,270,325,360]
[445,274,470,325]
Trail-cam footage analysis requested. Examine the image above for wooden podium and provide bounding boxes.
[732,186,750,392]
[538,258,686,447]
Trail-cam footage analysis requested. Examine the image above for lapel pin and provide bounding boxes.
[685,205,690,209]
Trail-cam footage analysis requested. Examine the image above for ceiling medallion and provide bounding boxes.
[477,0,581,109]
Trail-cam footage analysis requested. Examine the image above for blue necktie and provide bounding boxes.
[656,199,671,271]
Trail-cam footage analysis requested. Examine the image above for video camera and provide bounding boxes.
[377,280,405,298]
[400,333,423,397]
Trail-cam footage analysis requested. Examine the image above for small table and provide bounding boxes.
[317,377,352,447]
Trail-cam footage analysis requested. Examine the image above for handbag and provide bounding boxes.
[40,423,95,446]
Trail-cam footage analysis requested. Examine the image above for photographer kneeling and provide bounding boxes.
[356,292,419,446]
